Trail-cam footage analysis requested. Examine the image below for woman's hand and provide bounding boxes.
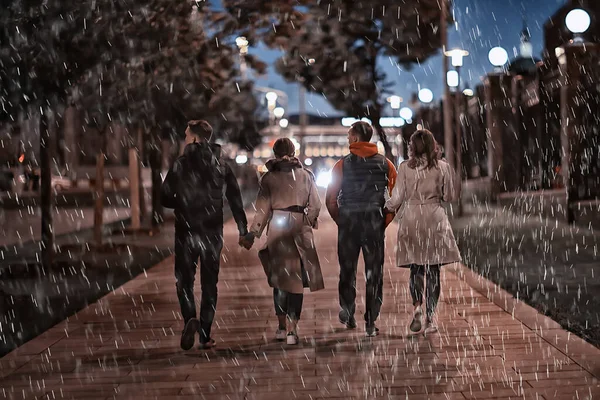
[239,232,255,250]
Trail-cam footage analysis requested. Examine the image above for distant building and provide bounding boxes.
[253,114,403,176]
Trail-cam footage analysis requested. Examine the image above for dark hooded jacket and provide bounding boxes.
[160,142,248,236]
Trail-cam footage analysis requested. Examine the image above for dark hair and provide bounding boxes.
[187,120,213,140]
[273,137,296,158]
[350,121,373,142]
[407,129,438,169]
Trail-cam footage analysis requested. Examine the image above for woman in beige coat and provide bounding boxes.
[242,138,324,345]
[385,129,461,335]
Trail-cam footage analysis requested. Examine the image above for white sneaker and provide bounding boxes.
[409,306,423,333]
[424,318,438,335]
[286,332,298,345]
[275,329,286,341]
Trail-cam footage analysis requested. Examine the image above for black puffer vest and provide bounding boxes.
[339,153,389,212]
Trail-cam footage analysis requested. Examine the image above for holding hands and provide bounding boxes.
[239,232,255,250]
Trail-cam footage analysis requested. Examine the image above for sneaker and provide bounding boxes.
[424,318,438,335]
[366,324,380,337]
[409,306,423,333]
[286,332,298,345]
[275,328,287,341]
[180,318,200,351]
[199,338,216,350]
[339,311,357,329]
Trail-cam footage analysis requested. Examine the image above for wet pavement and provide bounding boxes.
[1,211,599,399]
[451,204,600,347]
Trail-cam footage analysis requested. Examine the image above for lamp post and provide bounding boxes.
[386,95,403,114]
[387,96,403,156]
[440,0,453,173]
[445,48,468,215]
[274,106,285,135]
[298,58,315,163]
[235,36,249,81]
[558,8,596,224]
[485,46,510,202]
[266,91,278,136]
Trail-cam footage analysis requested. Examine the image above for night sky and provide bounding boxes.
[247,0,567,117]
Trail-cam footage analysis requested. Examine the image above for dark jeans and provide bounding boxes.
[337,209,385,325]
[273,288,303,321]
[409,264,441,318]
[174,230,223,343]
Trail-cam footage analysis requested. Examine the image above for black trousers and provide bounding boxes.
[174,230,223,343]
[273,288,303,321]
[337,209,385,325]
[409,264,441,318]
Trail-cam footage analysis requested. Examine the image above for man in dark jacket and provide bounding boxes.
[161,120,248,350]
[325,121,397,337]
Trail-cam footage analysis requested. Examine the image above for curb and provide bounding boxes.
[452,262,600,380]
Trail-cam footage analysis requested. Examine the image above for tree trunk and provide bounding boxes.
[137,125,147,220]
[149,143,163,228]
[40,107,53,269]
[93,152,105,246]
[128,148,141,230]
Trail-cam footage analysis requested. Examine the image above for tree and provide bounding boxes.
[76,0,267,231]
[225,0,447,162]
[0,0,134,266]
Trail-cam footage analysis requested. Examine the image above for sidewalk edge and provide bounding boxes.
[452,262,600,379]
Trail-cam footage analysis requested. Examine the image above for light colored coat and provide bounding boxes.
[385,159,461,267]
[250,162,325,294]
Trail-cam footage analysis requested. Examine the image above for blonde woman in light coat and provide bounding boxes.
[385,129,461,335]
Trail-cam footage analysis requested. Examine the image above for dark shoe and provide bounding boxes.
[180,318,199,350]
[366,324,379,337]
[339,311,357,329]
[199,338,216,350]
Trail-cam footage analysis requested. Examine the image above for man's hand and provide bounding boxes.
[239,232,255,250]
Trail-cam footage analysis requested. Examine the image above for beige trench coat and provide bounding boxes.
[249,164,325,294]
[385,160,461,267]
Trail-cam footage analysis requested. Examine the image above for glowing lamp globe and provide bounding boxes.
[418,88,434,104]
[265,92,278,103]
[273,107,285,119]
[488,47,509,67]
[279,118,289,128]
[565,9,591,34]
[399,107,413,120]
[447,70,459,88]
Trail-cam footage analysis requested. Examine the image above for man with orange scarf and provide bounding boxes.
[326,121,397,337]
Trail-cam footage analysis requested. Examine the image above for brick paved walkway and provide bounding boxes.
[1,214,599,399]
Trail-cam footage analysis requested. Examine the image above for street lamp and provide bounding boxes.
[387,95,403,112]
[273,107,285,119]
[298,58,315,163]
[399,107,413,121]
[279,118,289,129]
[418,88,434,104]
[266,91,278,107]
[235,36,249,53]
[445,48,469,217]
[266,92,278,135]
[444,49,469,68]
[488,47,509,71]
[557,8,596,223]
[447,71,459,88]
[565,8,591,42]
[235,36,249,80]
